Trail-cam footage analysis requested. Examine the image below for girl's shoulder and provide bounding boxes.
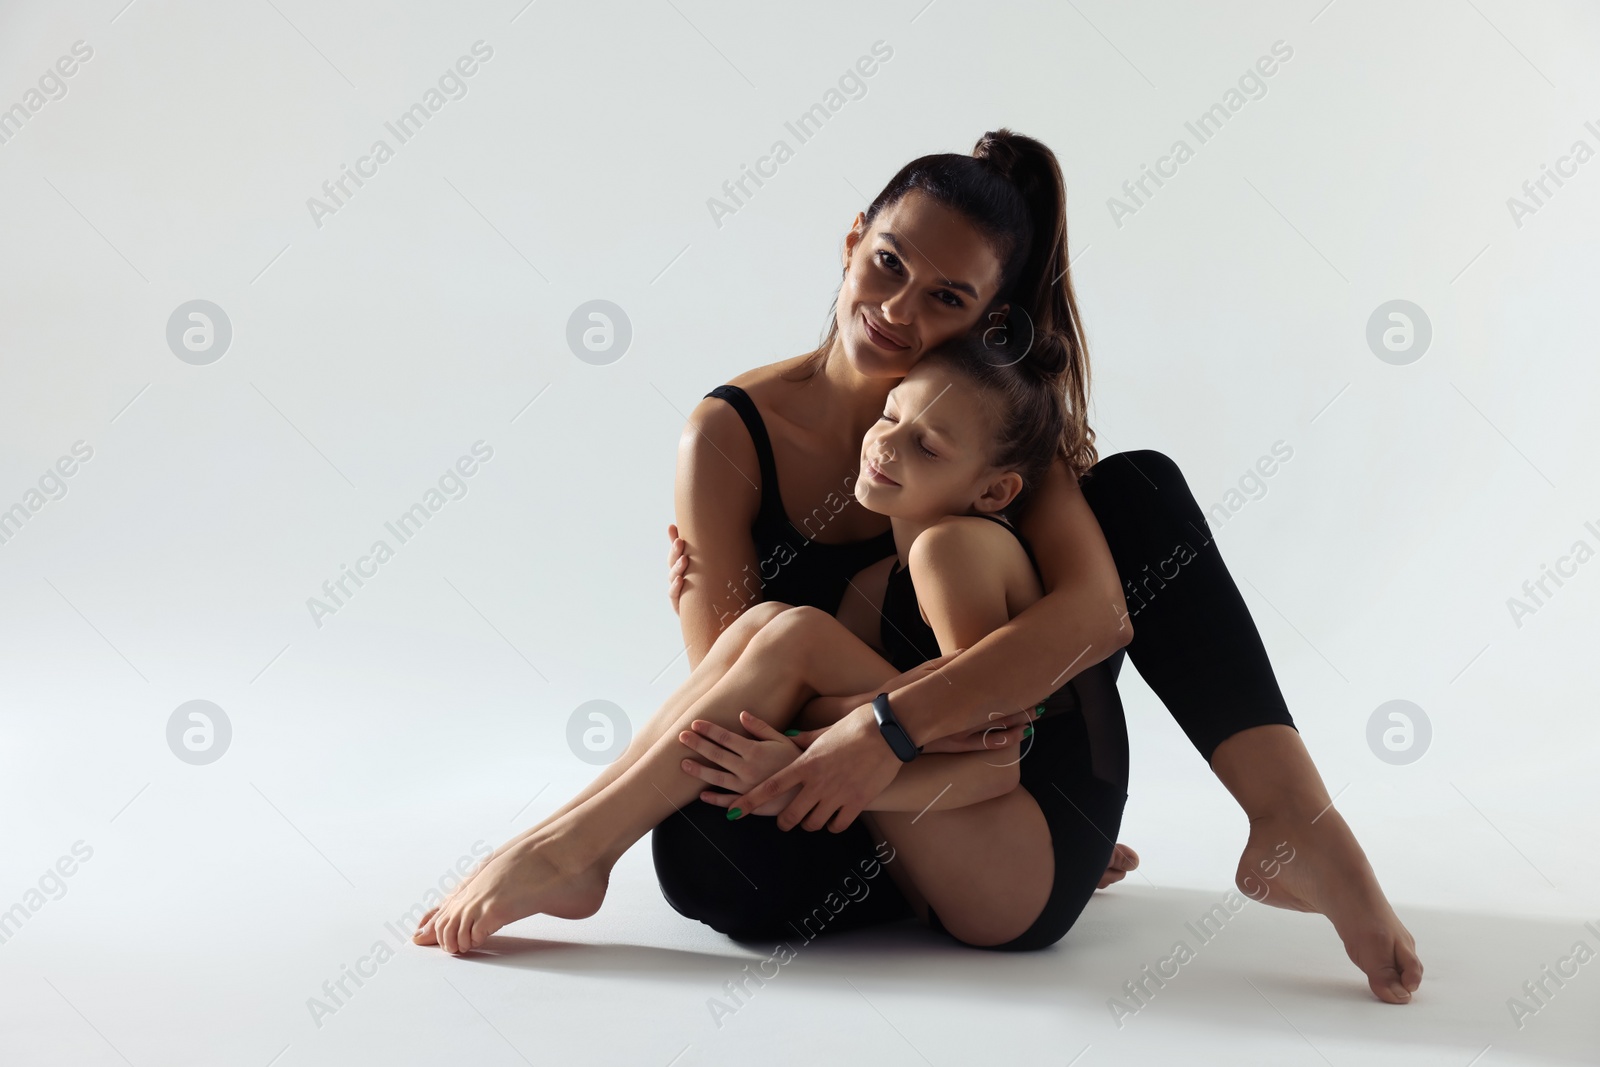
[908,515,1032,571]
[907,515,1043,611]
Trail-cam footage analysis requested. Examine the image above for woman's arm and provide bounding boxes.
[672,395,768,670]
[796,687,1033,749]
[871,458,1132,747]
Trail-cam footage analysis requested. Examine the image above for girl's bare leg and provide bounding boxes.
[416,605,841,952]
[412,601,787,938]
[415,606,1055,953]
[523,601,790,834]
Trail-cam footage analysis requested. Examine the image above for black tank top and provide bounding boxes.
[705,385,896,615]
[880,512,1084,716]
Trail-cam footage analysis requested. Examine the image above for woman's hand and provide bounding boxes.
[730,702,903,832]
[667,523,688,616]
[679,711,806,816]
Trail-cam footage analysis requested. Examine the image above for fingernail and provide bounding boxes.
[727,807,742,820]
[784,729,800,736]
[1022,726,1033,738]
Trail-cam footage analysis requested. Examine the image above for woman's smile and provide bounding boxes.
[862,310,910,351]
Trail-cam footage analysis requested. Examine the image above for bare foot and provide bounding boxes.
[1236,808,1423,1004]
[1097,843,1140,889]
[412,835,608,954]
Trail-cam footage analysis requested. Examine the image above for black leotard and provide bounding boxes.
[702,385,896,614]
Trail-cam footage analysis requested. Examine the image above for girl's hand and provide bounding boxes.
[667,523,688,616]
[919,707,1037,754]
[679,711,804,816]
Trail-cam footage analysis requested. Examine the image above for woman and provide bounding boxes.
[656,130,1420,1003]
[418,129,1421,1003]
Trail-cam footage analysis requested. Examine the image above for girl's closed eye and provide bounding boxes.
[877,412,938,458]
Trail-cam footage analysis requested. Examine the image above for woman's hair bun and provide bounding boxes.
[972,129,1024,183]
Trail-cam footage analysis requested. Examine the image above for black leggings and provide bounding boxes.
[651,450,1296,949]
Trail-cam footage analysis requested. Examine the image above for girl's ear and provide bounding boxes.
[976,470,1024,514]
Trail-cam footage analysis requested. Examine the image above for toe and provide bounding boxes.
[1358,939,1414,1004]
[469,913,493,951]
[1397,938,1424,993]
[412,906,440,944]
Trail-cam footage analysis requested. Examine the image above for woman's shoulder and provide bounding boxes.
[690,354,801,439]
[724,353,815,396]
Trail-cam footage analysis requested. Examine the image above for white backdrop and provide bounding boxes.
[2,1,1597,1064]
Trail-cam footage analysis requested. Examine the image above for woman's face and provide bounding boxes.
[854,360,1023,523]
[837,188,1008,379]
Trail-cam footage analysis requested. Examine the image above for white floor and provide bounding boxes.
[4,664,1596,1067]
[4,1,1599,1062]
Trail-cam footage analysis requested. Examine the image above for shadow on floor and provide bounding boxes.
[461,885,1600,1063]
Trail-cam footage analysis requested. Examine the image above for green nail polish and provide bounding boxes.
[727,807,742,819]
[784,729,800,736]
[1034,705,1046,716]
[1022,725,1034,738]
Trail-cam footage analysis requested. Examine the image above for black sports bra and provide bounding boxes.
[704,384,896,615]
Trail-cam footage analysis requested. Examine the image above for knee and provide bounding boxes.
[731,600,790,639]
[1086,449,1187,499]
[748,604,831,653]
[1083,449,1207,539]
[714,601,791,658]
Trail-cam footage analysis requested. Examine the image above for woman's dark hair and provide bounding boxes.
[784,128,1097,480]
[916,328,1070,523]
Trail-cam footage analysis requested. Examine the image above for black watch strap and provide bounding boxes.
[871,692,921,762]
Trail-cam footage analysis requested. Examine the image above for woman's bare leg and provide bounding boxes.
[415,606,1055,953]
[1213,726,1423,1003]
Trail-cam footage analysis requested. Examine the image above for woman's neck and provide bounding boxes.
[804,337,895,448]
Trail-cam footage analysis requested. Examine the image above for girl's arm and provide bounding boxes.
[890,458,1131,747]
[685,713,1021,815]
[864,750,1020,810]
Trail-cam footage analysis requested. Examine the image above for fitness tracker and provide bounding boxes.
[871,692,921,762]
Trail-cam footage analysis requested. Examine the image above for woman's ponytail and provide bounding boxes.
[972,128,1096,481]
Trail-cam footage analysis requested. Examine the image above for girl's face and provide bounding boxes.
[838,188,1008,379]
[854,360,1023,522]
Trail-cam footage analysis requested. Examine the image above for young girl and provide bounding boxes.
[678,326,1131,951]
